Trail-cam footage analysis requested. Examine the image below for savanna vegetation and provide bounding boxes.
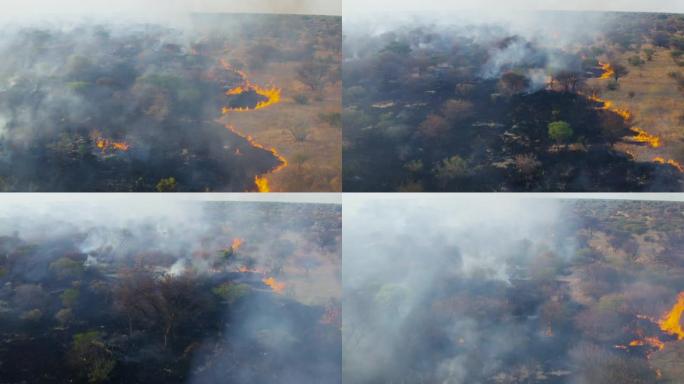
[343,12,684,191]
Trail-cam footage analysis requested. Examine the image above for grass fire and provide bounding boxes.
[0,13,341,192]
[344,196,684,383]
[0,198,341,383]
[343,11,684,191]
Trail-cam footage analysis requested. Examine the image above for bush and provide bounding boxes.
[50,257,84,279]
[548,121,573,143]
[156,177,177,192]
[606,81,619,91]
[293,94,309,105]
[432,155,468,185]
[628,55,644,67]
[60,288,80,308]
[319,112,341,127]
[55,308,73,324]
[212,283,250,304]
[69,331,115,384]
[20,309,43,321]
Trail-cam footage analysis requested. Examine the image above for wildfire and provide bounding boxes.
[219,59,281,113]
[599,61,615,80]
[224,125,288,192]
[589,93,633,121]
[236,266,261,273]
[262,276,285,294]
[628,337,665,351]
[94,137,130,152]
[231,238,243,252]
[218,59,287,192]
[254,175,270,192]
[629,127,661,148]
[654,157,684,173]
[659,292,684,340]
[618,292,684,356]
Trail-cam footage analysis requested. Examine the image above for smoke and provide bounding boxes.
[0,197,341,382]
[0,11,339,191]
[345,10,606,92]
[343,0,684,14]
[1,0,341,19]
[342,196,578,383]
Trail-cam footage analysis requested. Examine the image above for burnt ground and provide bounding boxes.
[0,202,342,383]
[0,14,335,192]
[342,12,684,192]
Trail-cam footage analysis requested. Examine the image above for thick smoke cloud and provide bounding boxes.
[345,10,609,92]
[343,196,576,383]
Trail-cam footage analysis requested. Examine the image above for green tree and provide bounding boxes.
[212,283,250,304]
[50,257,84,279]
[643,48,655,61]
[548,121,573,143]
[433,155,468,185]
[60,288,80,308]
[156,177,177,192]
[69,331,115,384]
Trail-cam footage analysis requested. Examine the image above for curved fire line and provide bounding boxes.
[590,63,683,173]
[219,59,288,192]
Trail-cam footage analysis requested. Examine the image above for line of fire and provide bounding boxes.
[343,11,684,192]
[0,13,341,192]
[343,197,684,383]
[0,200,341,383]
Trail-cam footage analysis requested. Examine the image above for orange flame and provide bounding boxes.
[659,292,684,340]
[619,292,684,355]
[628,337,665,351]
[218,59,287,192]
[231,238,243,252]
[262,276,285,294]
[224,125,288,192]
[254,175,270,192]
[219,59,281,113]
[589,93,633,121]
[629,127,661,148]
[236,266,261,273]
[653,157,684,173]
[599,61,615,80]
[93,135,130,153]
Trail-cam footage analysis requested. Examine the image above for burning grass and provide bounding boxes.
[0,200,341,383]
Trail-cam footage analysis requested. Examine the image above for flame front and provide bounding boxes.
[231,238,243,252]
[629,127,661,148]
[254,175,270,192]
[93,134,130,153]
[628,337,665,351]
[262,276,285,294]
[219,59,281,113]
[617,292,684,356]
[660,292,684,340]
[599,61,615,80]
[218,59,287,192]
[653,157,684,173]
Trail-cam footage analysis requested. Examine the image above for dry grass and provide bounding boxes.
[590,46,684,164]
[220,48,341,192]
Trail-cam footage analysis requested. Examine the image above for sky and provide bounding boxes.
[344,0,684,14]
[0,0,341,16]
